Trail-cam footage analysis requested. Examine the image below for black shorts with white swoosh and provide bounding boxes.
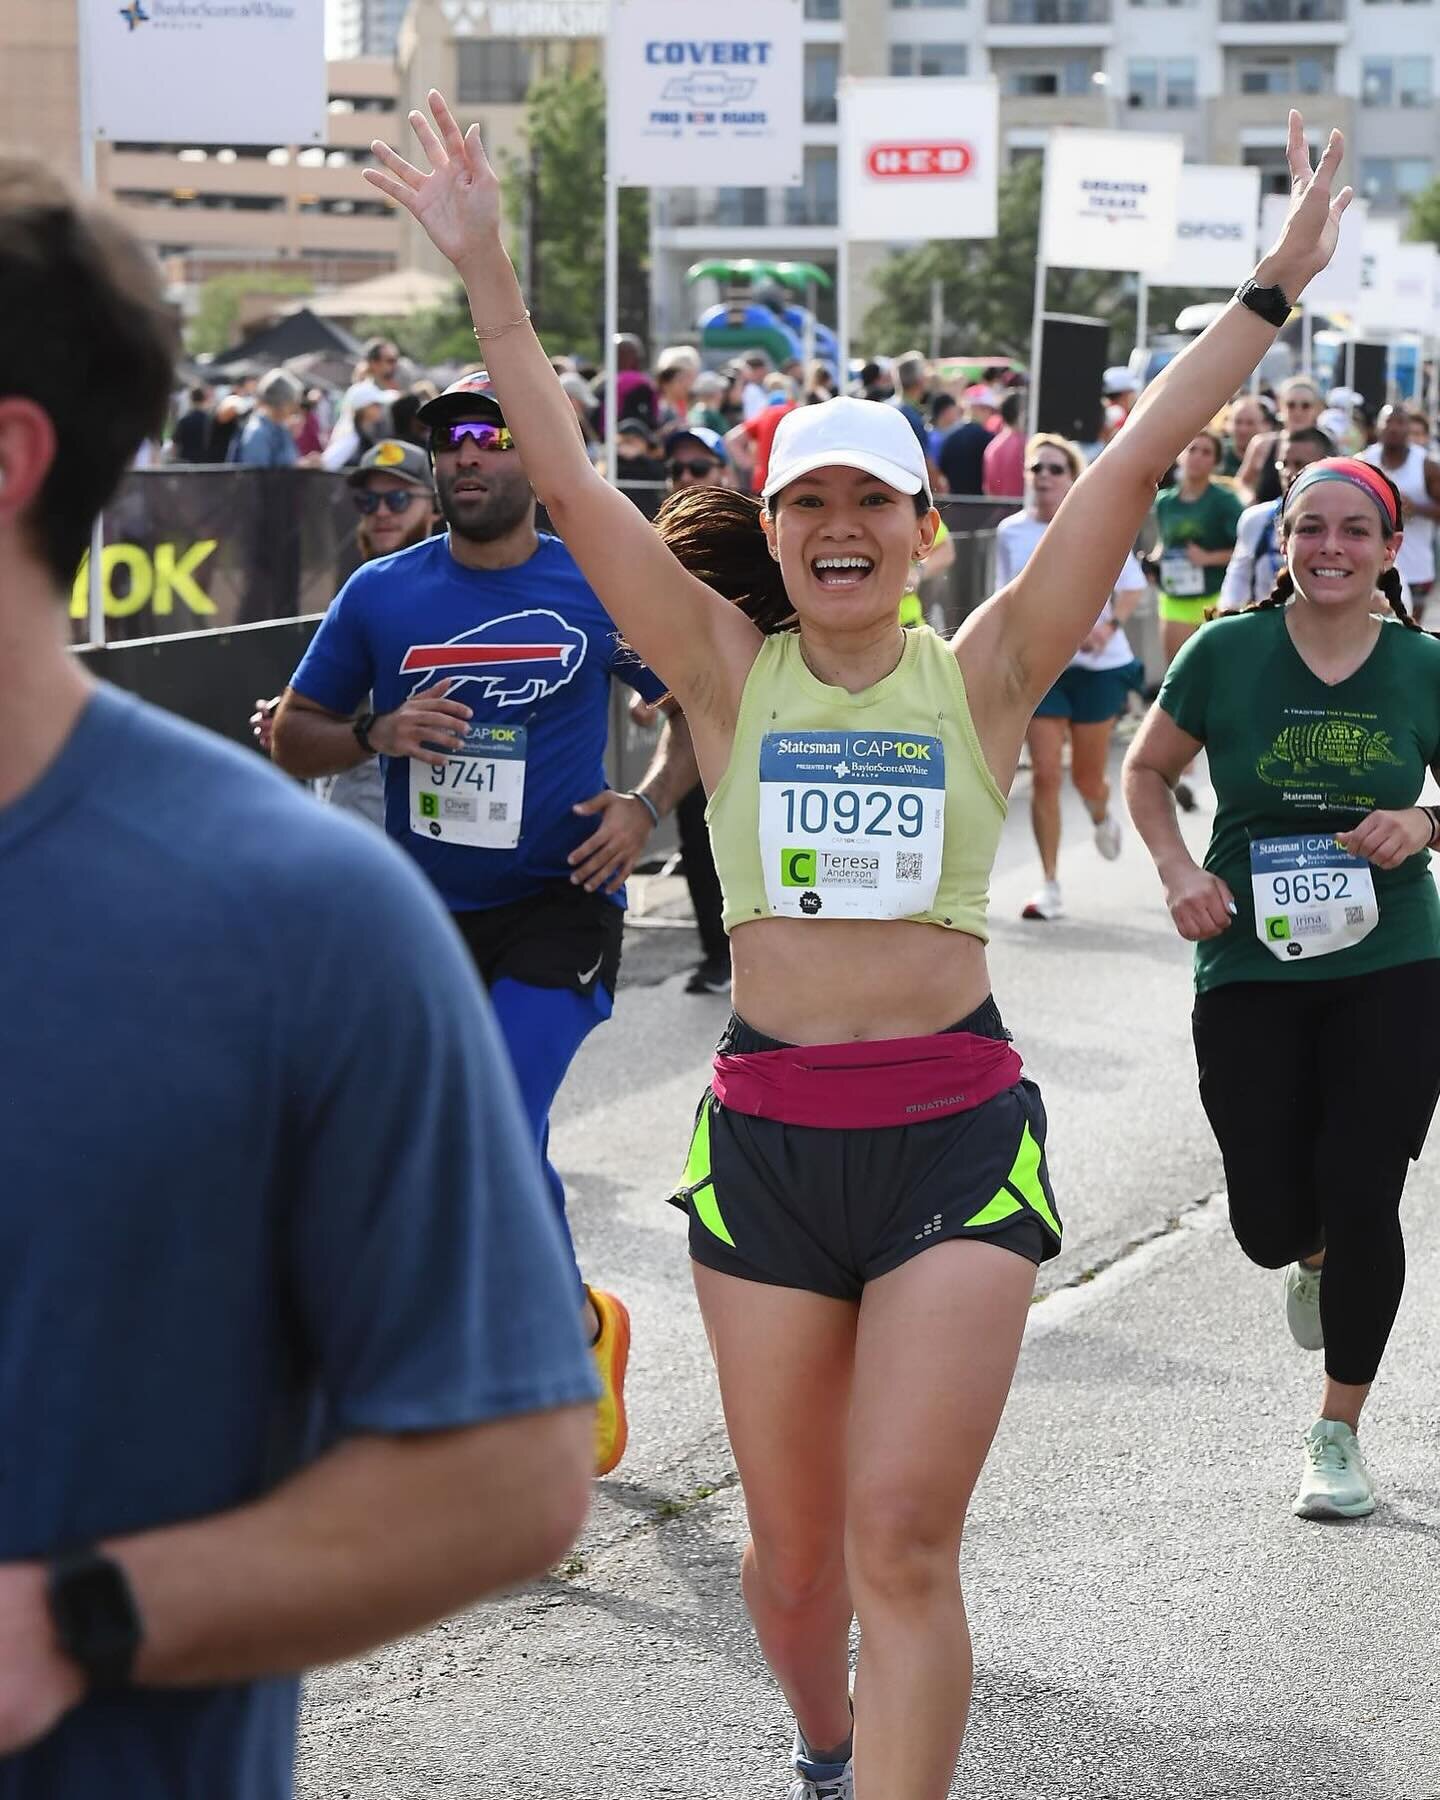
[451,881,624,1000]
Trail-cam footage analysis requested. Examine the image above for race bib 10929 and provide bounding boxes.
[759,730,945,920]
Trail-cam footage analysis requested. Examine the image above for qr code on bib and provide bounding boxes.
[489,802,508,823]
[1345,905,1365,926]
[896,853,924,882]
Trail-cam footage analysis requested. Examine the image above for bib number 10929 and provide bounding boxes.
[780,785,926,840]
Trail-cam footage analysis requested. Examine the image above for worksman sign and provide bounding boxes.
[607,0,803,188]
[81,0,325,147]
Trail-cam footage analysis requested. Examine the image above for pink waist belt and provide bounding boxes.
[711,1032,1024,1130]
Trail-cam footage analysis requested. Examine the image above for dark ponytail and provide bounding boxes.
[651,486,797,634]
[1254,465,1435,634]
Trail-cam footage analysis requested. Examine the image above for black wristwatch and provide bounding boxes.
[46,1548,143,1690]
[352,711,379,756]
[1235,278,1292,328]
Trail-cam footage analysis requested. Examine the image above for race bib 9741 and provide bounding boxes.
[758,731,945,920]
[409,722,527,849]
[1249,833,1378,963]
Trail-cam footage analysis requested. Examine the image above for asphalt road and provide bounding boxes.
[297,761,1440,1800]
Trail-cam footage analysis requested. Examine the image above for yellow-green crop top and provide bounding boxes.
[707,626,1007,939]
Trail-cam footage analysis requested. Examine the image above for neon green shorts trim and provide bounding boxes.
[1157,592,1212,626]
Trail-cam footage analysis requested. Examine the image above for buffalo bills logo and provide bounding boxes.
[400,608,588,709]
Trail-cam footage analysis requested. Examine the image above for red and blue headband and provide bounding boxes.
[1283,457,1400,534]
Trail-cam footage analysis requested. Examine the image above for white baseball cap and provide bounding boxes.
[1103,365,1140,395]
[762,396,930,505]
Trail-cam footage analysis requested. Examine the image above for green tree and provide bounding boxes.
[352,296,478,367]
[188,271,313,356]
[501,68,648,357]
[1405,176,1440,248]
[861,159,1213,362]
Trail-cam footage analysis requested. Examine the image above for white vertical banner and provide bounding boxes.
[1261,193,1367,312]
[1385,244,1440,333]
[840,79,999,243]
[1141,164,1259,289]
[1357,217,1403,333]
[81,0,325,145]
[607,0,804,188]
[1039,129,1183,273]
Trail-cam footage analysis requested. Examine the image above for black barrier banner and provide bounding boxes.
[71,468,362,646]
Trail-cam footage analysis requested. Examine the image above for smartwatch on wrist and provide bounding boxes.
[1234,278,1293,328]
[47,1549,143,1691]
[352,711,379,756]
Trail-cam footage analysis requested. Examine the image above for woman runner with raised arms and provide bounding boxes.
[365,99,1350,1800]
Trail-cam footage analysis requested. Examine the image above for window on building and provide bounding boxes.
[1000,55,1096,95]
[1129,57,1198,106]
[456,39,532,106]
[890,42,970,76]
[1234,53,1330,94]
[1360,156,1434,206]
[891,0,967,9]
[1361,56,1432,106]
[785,147,839,226]
[1129,0,1195,7]
[804,0,841,16]
[804,44,840,122]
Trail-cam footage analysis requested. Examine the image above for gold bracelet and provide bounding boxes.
[473,309,531,343]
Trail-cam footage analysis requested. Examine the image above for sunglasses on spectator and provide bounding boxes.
[670,458,718,479]
[353,488,425,515]
[1027,460,1070,477]
[432,422,514,452]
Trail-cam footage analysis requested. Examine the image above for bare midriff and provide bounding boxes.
[729,917,994,1046]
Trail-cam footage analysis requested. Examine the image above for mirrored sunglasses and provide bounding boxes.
[433,421,514,453]
[353,488,423,515]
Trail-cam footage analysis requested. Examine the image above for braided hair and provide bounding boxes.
[1244,465,1431,634]
[651,485,797,634]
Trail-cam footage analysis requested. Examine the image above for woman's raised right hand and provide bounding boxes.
[364,89,501,272]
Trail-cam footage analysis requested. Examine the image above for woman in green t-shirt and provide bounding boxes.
[1123,456,1440,1525]
[1149,431,1244,661]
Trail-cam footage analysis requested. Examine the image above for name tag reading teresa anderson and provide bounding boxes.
[759,731,945,920]
[410,722,527,849]
[1249,832,1378,963]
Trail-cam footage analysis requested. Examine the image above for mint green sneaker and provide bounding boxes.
[1293,1419,1376,1520]
[1283,1260,1325,1352]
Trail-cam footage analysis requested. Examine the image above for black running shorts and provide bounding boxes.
[670,1000,1062,1300]
[452,881,624,999]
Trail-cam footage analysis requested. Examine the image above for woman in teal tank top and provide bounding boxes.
[372,95,1353,1799]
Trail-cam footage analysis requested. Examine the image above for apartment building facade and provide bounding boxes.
[648,0,1439,343]
[331,0,413,60]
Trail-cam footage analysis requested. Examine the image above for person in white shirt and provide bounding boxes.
[1218,425,1334,613]
[1359,403,1440,620]
[992,434,1147,922]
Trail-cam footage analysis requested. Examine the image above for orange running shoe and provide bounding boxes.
[589,1287,631,1476]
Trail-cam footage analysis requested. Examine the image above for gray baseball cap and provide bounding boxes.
[345,438,434,490]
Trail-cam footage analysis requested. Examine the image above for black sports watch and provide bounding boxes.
[1235,278,1292,328]
[352,711,379,755]
[46,1548,143,1690]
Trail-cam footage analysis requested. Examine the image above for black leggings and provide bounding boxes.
[1192,959,1440,1386]
[676,783,726,965]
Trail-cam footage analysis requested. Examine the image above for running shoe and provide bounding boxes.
[1093,814,1123,861]
[1293,1419,1375,1520]
[1283,1260,1325,1352]
[589,1287,631,1477]
[1175,779,1197,813]
[684,956,731,996]
[789,1730,853,1800]
[1021,879,1064,921]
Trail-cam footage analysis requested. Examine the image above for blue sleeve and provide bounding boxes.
[277,826,599,1432]
[289,571,377,717]
[271,426,298,469]
[608,646,668,704]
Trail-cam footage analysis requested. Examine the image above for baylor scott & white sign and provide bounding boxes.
[607,0,804,188]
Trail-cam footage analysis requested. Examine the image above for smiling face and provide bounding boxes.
[357,470,436,558]
[1282,481,1400,610]
[761,465,935,631]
